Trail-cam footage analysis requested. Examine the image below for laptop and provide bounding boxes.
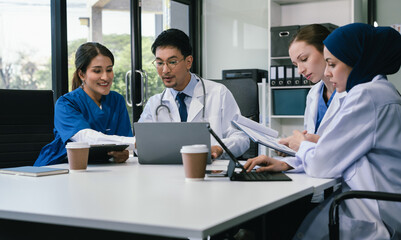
[134,122,212,164]
[207,124,291,181]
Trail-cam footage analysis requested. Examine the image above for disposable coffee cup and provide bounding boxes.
[66,142,90,172]
[180,144,209,181]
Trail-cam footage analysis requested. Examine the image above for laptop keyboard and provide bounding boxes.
[232,171,291,181]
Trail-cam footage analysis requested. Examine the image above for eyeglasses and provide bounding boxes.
[152,58,185,70]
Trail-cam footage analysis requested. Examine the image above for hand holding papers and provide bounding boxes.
[232,116,296,156]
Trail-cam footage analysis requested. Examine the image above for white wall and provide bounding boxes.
[202,0,269,79]
[203,0,400,88]
[279,0,352,27]
[202,0,353,79]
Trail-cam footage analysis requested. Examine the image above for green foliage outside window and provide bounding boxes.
[1,34,164,106]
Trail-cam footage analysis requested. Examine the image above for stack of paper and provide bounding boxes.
[232,116,296,156]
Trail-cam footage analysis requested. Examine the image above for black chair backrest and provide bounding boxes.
[211,78,259,159]
[213,78,260,121]
[0,89,54,168]
[329,190,401,240]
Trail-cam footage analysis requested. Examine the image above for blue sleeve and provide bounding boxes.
[54,96,91,144]
[113,93,133,137]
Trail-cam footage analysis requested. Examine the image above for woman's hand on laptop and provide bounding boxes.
[243,155,292,173]
[211,145,223,159]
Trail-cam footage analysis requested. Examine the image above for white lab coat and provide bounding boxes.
[283,81,347,172]
[304,81,347,136]
[294,75,401,239]
[139,75,250,157]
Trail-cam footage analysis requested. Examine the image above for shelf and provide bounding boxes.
[271,115,304,119]
[267,0,357,157]
[273,0,340,5]
[271,56,290,60]
[270,85,312,89]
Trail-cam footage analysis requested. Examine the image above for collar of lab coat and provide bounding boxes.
[305,81,348,135]
[187,78,206,122]
[305,81,322,134]
[160,90,181,122]
[160,74,206,122]
[315,87,347,135]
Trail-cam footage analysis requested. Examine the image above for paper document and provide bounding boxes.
[232,116,296,156]
[235,115,278,138]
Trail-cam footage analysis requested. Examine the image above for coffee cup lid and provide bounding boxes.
[180,144,208,153]
[66,142,90,149]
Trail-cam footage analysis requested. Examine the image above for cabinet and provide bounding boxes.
[266,0,366,156]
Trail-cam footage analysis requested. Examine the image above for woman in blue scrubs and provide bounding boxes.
[34,42,135,166]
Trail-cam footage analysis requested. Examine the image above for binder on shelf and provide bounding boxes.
[302,77,310,86]
[277,66,285,86]
[270,66,278,86]
[293,67,301,86]
[285,65,294,86]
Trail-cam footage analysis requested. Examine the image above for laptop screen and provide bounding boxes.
[134,122,212,164]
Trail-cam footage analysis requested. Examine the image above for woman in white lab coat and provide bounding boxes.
[285,24,347,173]
[253,23,401,239]
[292,24,344,136]
[139,72,250,158]
[245,24,346,174]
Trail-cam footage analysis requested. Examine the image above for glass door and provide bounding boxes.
[129,0,196,124]
[65,0,198,125]
[67,0,132,119]
[0,0,52,90]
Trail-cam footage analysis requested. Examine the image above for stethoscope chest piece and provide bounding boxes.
[155,74,206,122]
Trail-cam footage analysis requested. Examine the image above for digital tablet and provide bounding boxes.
[89,144,129,163]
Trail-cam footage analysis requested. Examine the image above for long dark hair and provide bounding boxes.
[71,42,114,90]
[289,24,331,53]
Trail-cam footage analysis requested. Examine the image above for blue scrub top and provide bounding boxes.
[34,88,133,166]
[315,84,336,133]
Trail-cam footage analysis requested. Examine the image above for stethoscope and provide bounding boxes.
[155,74,206,122]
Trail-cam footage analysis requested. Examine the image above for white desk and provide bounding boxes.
[0,159,338,239]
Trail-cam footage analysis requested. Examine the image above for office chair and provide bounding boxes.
[211,78,259,159]
[329,190,401,240]
[0,89,54,168]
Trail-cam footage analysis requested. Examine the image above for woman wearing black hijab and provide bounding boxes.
[290,23,401,239]
[246,23,401,239]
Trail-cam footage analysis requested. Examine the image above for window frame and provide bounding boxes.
[50,0,202,104]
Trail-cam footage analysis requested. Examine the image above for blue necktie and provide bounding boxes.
[176,92,188,122]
